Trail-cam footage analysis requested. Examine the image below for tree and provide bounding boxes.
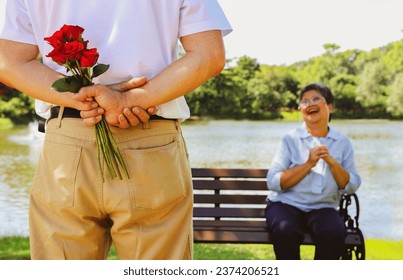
[355,61,388,108]
[246,66,297,118]
[328,74,363,117]
[186,56,260,118]
[294,44,360,89]
[0,86,36,124]
[381,40,403,76]
[386,73,403,116]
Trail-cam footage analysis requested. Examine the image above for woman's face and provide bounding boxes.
[299,89,333,125]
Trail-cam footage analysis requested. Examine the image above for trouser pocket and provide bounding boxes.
[123,138,191,212]
[31,140,81,209]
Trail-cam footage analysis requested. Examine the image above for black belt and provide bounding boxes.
[38,106,80,133]
[38,106,82,133]
[38,106,175,132]
[50,106,81,119]
[48,106,174,121]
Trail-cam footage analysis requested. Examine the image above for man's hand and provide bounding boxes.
[117,106,158,128]
[76,77,156,127]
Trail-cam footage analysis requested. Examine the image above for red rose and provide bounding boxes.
[46,49,68,64]
[80,48,99,67]
[45,41,85,65]
[44,25,84,48]
[60,24,84,42]
[44,29,64,48]
[63,41,85,58]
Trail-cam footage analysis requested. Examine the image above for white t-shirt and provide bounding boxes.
[0,0,232,119]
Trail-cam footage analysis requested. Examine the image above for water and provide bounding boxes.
[1,120,402,240]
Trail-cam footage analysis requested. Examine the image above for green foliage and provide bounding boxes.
[51,64,109,93]
[187,40,403,119]
[247,65,297,118]
[380,40,403,75]
[386,73,403,116]
[0,86,36,125]
[51,76,81,92]
[186,56,263,119]
[356,61,388,107]
[92,63,110,78]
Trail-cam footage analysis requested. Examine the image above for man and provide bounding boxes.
[0,0,232,259]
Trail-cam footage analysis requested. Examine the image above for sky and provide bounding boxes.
[217,0,403,65]
[1,0,402,65]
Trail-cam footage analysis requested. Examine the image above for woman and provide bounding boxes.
[266,83,361,260]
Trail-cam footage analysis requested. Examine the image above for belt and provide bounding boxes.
[38,106,82,133]
[38,106,81,133]
[39,106,174,133]
[48,106,174,121]
[50,106,81,120]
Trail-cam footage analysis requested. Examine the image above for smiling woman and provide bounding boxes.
[299,83,334,128]
[265,83,362,260]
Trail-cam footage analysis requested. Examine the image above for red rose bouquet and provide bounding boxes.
[45,24,129,182]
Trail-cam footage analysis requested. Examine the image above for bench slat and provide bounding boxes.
[193,180,267,191]
[194,194,268,204]
[194,230,315,245]
[193,220,268,228]
[194,230,272,244]
[192,168,267,178]
[194,207,265,218]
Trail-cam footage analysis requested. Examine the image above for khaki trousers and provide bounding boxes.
[29,117,193,260]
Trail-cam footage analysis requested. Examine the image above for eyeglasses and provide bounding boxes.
[299,97,325,108]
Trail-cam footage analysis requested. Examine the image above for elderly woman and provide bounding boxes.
[266,83,361,260]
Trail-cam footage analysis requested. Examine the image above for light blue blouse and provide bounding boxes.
[267,123,361,211]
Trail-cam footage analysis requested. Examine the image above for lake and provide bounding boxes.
[0,120,402,240]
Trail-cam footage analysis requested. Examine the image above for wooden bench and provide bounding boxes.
[192,168,365,260]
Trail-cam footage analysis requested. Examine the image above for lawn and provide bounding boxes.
[1,236,402,260]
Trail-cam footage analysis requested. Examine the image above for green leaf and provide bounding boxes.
[92,64,110,78]
[51,77,83,93]
[68,78,83,93]
[51,78,70,92]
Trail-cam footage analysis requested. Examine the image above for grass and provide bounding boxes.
[194,243,315,260]
[365,239,403,260]
[1,236,402,260]
[0,237,30,260]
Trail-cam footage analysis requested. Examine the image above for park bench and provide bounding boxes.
[192,167,365,260]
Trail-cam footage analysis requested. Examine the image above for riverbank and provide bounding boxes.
[0,118,13,130]
[0,236,402,260]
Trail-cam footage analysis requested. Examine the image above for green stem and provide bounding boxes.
[94,117,130,181]
[95,124,105,183]
[98,119,116,179]
[65,62,80,79]
[104,121,126,180]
